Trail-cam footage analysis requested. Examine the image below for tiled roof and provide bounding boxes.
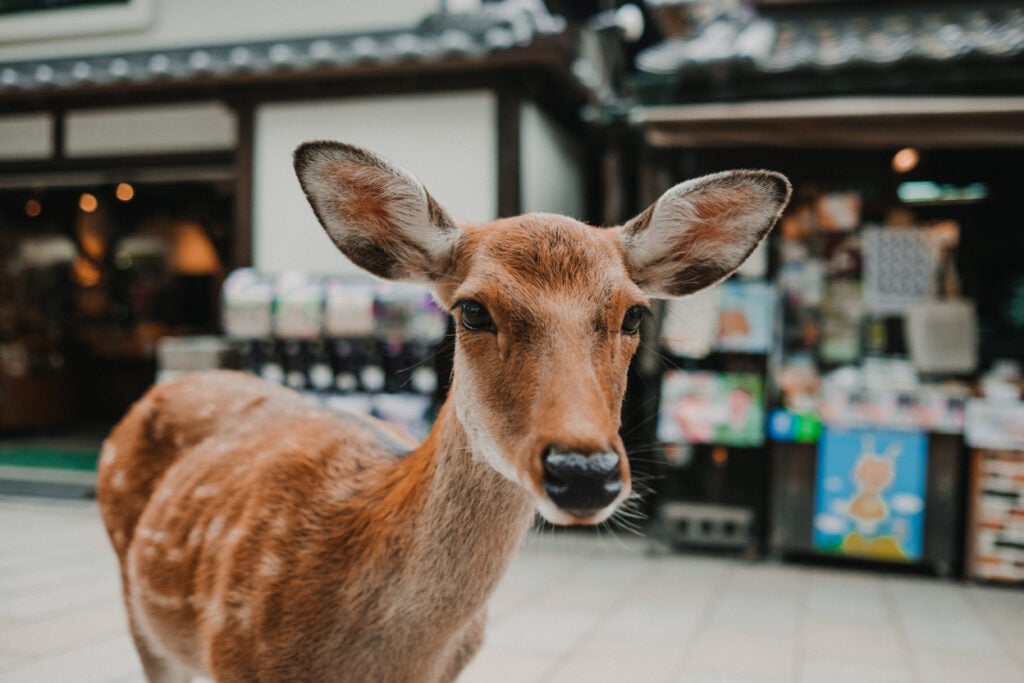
[637,4,1024,77]
[0,2,567,95]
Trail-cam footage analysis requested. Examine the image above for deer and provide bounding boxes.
[97,140,790,682]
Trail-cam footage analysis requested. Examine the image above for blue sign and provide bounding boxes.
[813,428,928,563]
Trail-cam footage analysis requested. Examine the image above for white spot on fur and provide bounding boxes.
[99,442,117,467]
[205,600,225,631]
[259,553,281,578]
[187,527,203,547]
[232,600,252,630]
[110,471,127,491]
[193,484,219,499]
[167,547,183,562]
[138,581,188,610]
[271,516,288,537]
[224,526,244,547]
[206,516,226,542]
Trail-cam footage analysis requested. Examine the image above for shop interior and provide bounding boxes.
[0,173,234,433]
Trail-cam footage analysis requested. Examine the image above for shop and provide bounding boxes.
[630,0,1024,581]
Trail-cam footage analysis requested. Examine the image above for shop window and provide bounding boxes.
[0,179,233,431]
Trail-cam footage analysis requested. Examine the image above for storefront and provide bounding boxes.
[630,0,1024,581]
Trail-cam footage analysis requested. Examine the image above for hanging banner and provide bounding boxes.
[813,428,928,563]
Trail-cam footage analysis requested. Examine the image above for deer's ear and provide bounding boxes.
[293,141,460,284]
[617,170,791,297]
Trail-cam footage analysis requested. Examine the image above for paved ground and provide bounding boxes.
[1,495,1023,683]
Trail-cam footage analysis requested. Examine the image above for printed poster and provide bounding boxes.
[657,371,765,447]
[660,285,721,358]
[716,281,775,353]
[813,428,928,563]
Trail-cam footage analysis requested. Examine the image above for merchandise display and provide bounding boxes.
[715,280,775,353]
[965,400,1024,452]
[657,370,765,448]
[765,180,988,572]
[863,227,939,315]
[659,285,720,358]
[967,449,1024,584]
[220,269,448,439]
[768,408,822,443]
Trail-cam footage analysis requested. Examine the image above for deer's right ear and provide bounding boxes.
[293,141,460,284]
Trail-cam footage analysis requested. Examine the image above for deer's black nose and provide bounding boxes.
[541,449,622,514]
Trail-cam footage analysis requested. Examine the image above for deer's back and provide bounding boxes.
[96,370,422,678]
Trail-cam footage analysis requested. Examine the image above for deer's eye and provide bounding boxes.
[621,305,646,335]
[460,300,496,333]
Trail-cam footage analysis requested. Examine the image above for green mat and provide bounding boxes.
[0,448,99,471]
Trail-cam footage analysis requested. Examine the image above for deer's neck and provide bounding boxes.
[396,398,534,611]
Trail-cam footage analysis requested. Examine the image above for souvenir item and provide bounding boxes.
[324,277,375,338]
[660,285,720,358]
[965,400,1024,451]
[221,268,274,338]
[863,227,938,315]
[968,449,1024,584]
[273,271,324,339]
[716,280,775,353]
[658,371,765,447]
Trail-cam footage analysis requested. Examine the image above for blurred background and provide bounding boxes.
[1,0,1023,679]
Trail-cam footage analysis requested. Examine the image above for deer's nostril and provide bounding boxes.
[541,450,622,513]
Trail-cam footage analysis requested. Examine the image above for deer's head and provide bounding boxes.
[295,141,790,526]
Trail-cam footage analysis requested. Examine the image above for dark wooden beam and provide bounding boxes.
[496,87,522,218]
[637,97,1024,149]
[230,101,254,269]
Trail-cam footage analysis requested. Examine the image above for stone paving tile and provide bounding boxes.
[2,495,1023,683]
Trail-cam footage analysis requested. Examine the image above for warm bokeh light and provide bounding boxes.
[24,199,42,217]
[892,147,920,173]
[171,221,222,275]
[77,222,106,261]
[116,182,135,201]
[72,256,101,287]
[78,193,98,213]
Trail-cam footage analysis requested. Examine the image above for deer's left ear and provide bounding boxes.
[616,170,791,297]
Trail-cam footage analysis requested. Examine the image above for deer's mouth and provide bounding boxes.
[532,491,630,526]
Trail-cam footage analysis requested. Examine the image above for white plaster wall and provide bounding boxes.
[520,101,583,218]
[65,102,236,157]
[0,114,52,160]
[0,0,438,61]
[253,91,497,275]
